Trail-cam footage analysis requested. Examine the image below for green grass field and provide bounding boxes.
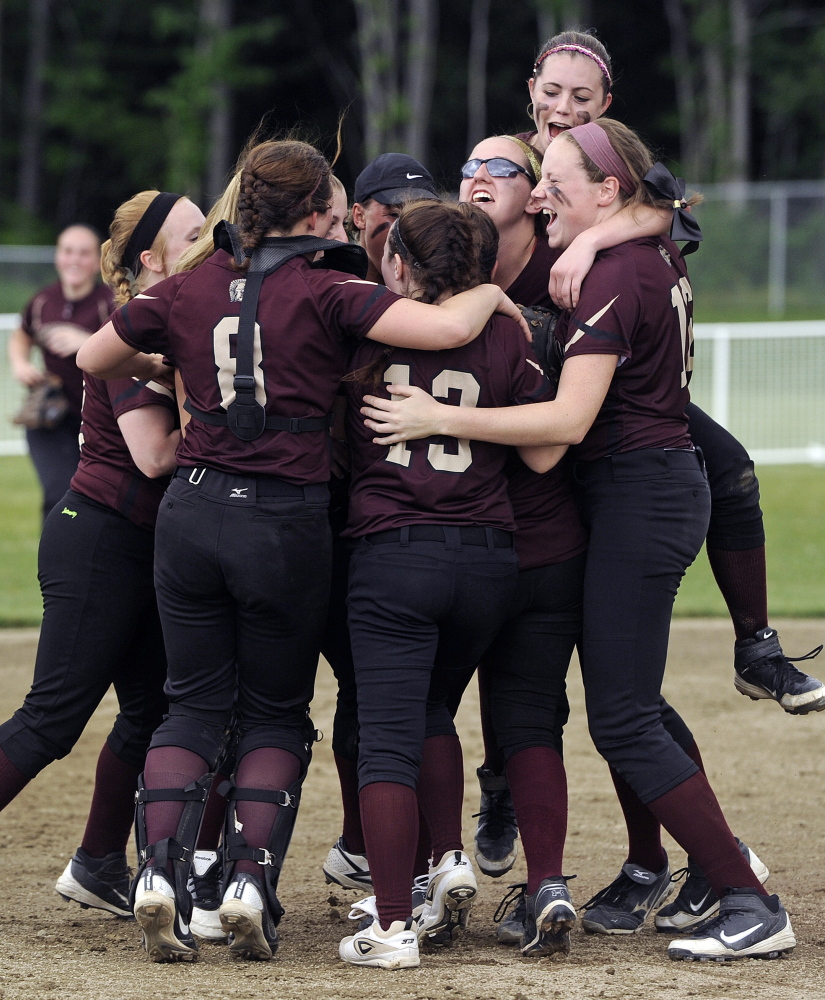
[1,455,823,626]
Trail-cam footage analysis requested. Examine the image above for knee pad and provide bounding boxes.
[706,460,765,550]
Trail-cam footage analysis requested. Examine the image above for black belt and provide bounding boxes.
[365,525,513,547]
[574,448,703,483]
[174,465,328,500]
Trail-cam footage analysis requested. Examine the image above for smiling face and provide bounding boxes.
[55,226,101,297]
[528,52,612,155]
[459,138,539,233]
[532,136,606,250]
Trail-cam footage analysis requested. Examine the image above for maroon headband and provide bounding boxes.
[565,122,635,194]
[533,44,612,90]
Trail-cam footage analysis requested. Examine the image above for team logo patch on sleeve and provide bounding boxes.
[229,279,246,303]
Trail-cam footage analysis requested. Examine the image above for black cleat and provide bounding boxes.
[493,882,527,945]
[734,627,825,714]
[473,768,519,877]
[55,848,132,918]
[655,838,769,932]
[581,859,672,934]
[521,876,576,957]
[667,889,795,961]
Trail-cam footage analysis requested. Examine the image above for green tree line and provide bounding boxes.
[1,0,823,241]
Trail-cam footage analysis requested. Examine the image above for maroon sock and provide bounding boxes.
[334,754,365,854]
[507,746,567,894]
[413,806,432,877]
[0,750,31,811]
[360,781,418,929]
[233,748,302,878]
[612,740,705,873]
[706,545,769,640]
[477,664,505,774]
[80,743,142,857]
[196,765,232,851]
[143,746,208,875]
[647,771,766,897]
[416,734,464,860]
[610,767,667,874]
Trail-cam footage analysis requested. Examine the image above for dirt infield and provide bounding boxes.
[0,619,823,1000]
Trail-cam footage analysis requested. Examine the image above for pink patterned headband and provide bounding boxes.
[533,44,612,90]
[565,122,635,194]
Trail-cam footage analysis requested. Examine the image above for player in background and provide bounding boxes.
[8,226,113,522]
[518,29,823,716]
[360,119,797,966]
[337,200,558,969]
[77,138,529,965]
[0,190,202,918]
[350,153,438,281]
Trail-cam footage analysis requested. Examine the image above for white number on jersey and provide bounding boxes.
[670,277,694,389]
[382,365,481,473]
[212,315,266,409]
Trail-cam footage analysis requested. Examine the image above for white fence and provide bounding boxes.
[1,315,824,465]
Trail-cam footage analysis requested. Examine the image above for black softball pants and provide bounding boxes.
[0,489,168,777]
[26,414,82,523]
[150,469,332,772]
[484,552,585,761]
[347,528,519,790]
[574,449,710,804]
[686,402,764,550]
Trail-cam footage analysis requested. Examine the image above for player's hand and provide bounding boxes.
[494,289,532,340]
[361,384,447,444]
[549,233,597,310]
[39,325,91,357]
[11,359,46,388]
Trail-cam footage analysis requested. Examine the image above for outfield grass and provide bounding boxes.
[1,456,824,626]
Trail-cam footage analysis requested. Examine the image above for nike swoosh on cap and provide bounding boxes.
[719,921,764,945]
[406,173,423,179]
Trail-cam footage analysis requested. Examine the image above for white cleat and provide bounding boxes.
[417,850,477,945]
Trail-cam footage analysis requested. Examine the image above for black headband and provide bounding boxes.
[121,192,182,275]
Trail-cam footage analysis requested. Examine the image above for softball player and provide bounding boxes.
[336,200,557,969]
[8,226,113,522]
[518,29,823,715]
[361,120,796,965]
[0,190,202,917]
[77,138,528,965]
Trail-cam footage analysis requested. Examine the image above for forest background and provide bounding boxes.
[2,0,825,242]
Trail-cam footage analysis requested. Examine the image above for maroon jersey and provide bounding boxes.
[556,237,694,461]
[111,248,401,484]
[505,237,559,310]
[71,375,177,531]
[22,282,114,417]
[343,314,552,538]
[500,238,587,568]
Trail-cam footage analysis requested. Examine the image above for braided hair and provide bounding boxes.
[236,140,332,261]
[347,200,487,387]
[100,190,167,305]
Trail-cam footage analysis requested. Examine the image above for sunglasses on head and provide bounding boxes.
[460,157,535,181]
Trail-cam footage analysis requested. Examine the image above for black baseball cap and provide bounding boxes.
[353,153,437,206]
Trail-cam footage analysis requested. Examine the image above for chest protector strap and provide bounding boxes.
[185,222,367,442]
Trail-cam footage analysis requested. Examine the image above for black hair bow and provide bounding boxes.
[643,162,702,257]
